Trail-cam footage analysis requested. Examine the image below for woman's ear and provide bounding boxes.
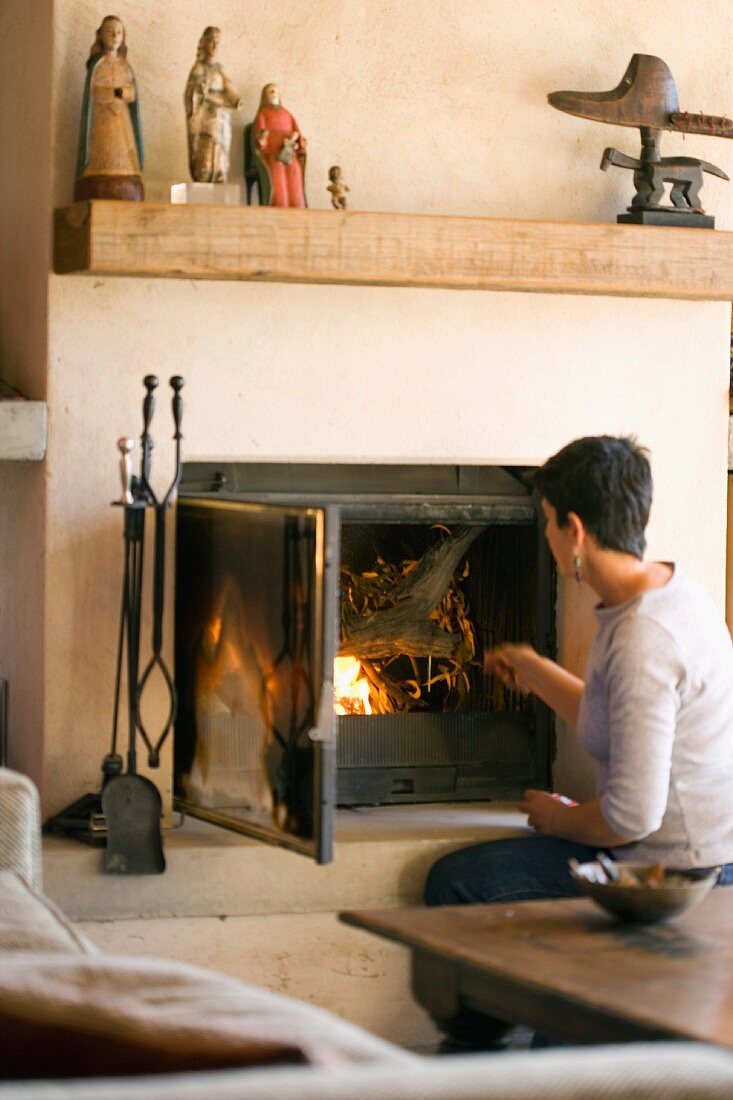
[566,511,587,549]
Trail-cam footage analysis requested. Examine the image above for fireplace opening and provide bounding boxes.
[174,464,556,862]
[335,521,548,806]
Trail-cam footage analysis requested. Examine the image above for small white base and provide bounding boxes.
[170,182,244,205]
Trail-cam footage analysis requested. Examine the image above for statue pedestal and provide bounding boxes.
[618,209,715,229]
[171,183,243,205]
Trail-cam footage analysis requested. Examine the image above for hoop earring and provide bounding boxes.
[573,555,583,584]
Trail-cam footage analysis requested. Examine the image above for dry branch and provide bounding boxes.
[339,526,487,660]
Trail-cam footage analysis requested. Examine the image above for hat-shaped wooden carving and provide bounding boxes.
[549,54,732,226]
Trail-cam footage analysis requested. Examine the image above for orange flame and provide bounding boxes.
[334,656,372,715]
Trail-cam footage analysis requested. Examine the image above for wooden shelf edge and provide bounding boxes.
[53,201,733,301]
[0,402,48,461]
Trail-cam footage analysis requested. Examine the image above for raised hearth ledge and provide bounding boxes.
[53,201,733,300]
[43,802,527,922]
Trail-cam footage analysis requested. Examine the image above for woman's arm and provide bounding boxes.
[485,644,584,728]
[595,618,680,842]
[520,790,632,847]
[523,617,683,848]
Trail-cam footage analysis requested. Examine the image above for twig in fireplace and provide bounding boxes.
[339,526,483,713]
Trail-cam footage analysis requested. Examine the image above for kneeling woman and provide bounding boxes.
[425,435,733,906]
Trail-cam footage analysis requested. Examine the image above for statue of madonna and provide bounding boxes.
[74,15,144,201]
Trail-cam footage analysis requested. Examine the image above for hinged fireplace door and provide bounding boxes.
[174,498,340,863]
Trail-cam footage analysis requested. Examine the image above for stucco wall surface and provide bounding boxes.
[36,0,733,812]
[0,0,52,786]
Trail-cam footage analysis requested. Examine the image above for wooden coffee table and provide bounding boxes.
[340,891,733,1046]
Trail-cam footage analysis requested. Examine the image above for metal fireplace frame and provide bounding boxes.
[174,463,556,864]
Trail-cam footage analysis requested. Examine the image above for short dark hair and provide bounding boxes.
[533,436,652,559]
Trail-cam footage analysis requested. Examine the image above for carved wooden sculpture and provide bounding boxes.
[74,15,143,202]
[245,84,307,208]
[184,27,243,184]
[327,166,349,209]
[549,54,732,227]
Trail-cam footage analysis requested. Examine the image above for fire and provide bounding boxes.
[334,656,372,715]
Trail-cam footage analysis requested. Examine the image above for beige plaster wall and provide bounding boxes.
[45,278,730,807]
[37,0,733,813]
[0,0,52,785]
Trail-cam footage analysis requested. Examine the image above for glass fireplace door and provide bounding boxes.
[174,498,340,863]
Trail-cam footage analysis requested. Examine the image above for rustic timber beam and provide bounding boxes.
[53,201,733,300]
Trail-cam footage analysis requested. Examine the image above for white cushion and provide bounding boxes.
[0,768,42,890]
[0,871,96,954]
[0,953,416,1081]
[0,1043,733,1099]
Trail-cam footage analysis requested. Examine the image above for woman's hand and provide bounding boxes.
[484,643,540,693]
[520,789,562,835]
[485,645,585,728]
[520,791,632,847]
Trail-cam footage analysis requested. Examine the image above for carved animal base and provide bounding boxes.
[74,175,144,202]
[618,210,715,229]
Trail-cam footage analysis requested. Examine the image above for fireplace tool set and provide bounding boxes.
[44,376,183,874]
[100,374,184,874]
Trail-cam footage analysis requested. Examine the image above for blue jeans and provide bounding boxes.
[423,835,733,907]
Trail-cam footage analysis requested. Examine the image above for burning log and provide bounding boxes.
[339,525,487,660]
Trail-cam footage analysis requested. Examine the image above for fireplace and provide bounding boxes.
[174,463,556,863]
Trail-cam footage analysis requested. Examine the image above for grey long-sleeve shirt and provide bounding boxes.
[577,565,733,869]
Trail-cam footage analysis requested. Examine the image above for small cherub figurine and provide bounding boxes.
[326,165,349,210]
[184,27,243,183]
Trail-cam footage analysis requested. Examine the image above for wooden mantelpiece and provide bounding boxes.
[54,200,733,300]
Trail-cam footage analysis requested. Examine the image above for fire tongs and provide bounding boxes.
[102,375,184,875]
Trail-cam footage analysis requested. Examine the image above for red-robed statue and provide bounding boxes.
[250,83,307,208]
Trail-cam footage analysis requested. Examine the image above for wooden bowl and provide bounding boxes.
[569,860,719,924]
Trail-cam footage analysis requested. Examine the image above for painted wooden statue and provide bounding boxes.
[248,83,307,207]
[74,15,144,202]
[184,27,243,184]
[327,165,349,209]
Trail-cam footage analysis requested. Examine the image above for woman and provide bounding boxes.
[425,435,733,906]
[74,15,143,201]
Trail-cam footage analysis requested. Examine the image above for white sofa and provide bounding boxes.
[2,765,733,1099]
